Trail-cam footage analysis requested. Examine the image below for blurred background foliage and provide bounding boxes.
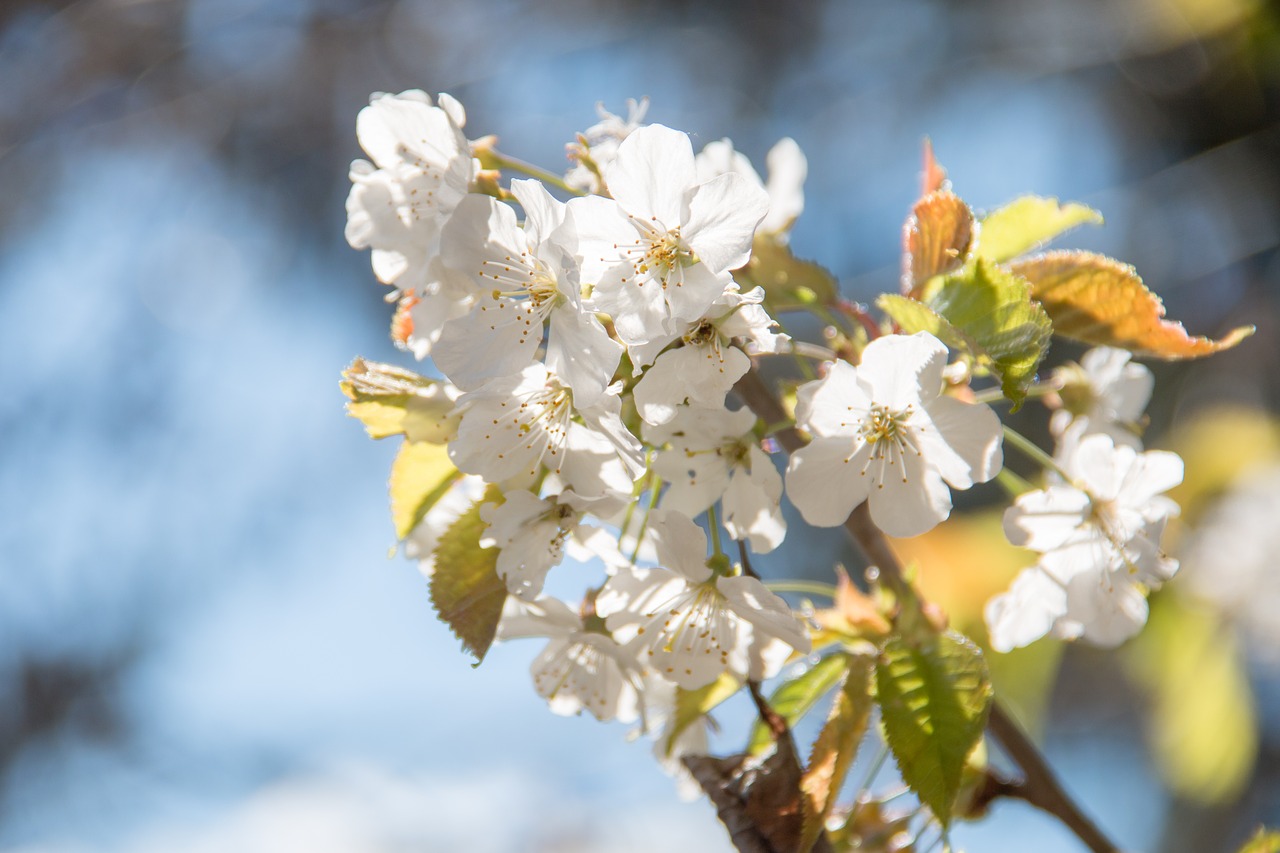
[1,0,1278,851]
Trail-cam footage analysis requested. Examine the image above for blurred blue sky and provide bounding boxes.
[1,0,1276,850]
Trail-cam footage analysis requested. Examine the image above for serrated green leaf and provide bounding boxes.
[800,655,874,853]
[389,440,462,540]
[977,196,1102,263]
[342,357,459,442]
[748,654,851,755]
[876,631,992,825]
[738,235,839,312]
[1124,595,1256,805]
[878,258,1052,408]
[1238,827,1280,853]
[429,489,506,665]
[664,672,741,756]
[1010,250,1254,359]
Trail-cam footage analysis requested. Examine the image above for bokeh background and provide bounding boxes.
[3,0,1279,850]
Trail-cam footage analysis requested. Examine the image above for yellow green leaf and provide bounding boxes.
[879,258,1052,408]
[1124,594,1257,805]
[876,631,992,825]
[1238,827,1280,853]
[799,655,874,853]
[1010,251,1254,358]
[341,357,459,442]
[977,196,1102,263]
[664,673,741,756]
[429,488,506,665]
[902,191,974,297]
[738,235,839,312]
[389,440,462,540]
[748,653,852,754]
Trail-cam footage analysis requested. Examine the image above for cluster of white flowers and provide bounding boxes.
[345,93,1186,787]
[985,348,1183,650]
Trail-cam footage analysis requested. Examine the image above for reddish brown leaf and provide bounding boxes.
[921,138,947,196]
[1011,251,1254,359]
[901,192,973,298]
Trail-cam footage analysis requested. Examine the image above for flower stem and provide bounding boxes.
[706,503,725,558]
[628,473,662,565]
[763,580,837,598]
[1002,425,1073,482]
[488,150,585,196]
[972,382,1058,405]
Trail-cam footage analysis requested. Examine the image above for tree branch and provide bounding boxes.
[734,367,1121,853]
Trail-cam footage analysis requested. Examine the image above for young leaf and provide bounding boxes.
[748,654,852,754]
[341,357,459,442]
[1010,251,1254,358]
[875,631,992,825]
[976,196,1102,263]
[1238,827,1280,853]
[879,258,1052,408]
[799,655,875,853]
[389,440,462,540]
[902,191,973,297]
[429,490,507,665]
[738,235,839,312]
[665,673,742,756]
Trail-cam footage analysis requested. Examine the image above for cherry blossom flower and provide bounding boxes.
[596,511,809,689]
[498,596,642,723]
[564,98,649,195]
[985,433,1183,651]
[436,181,622,404]
[695,137,808,238]
[449,363,643,498]
[566,124,769,347]
[646,405,786,553]
[631,287,786,425]
[1051,346,1153,460]
[785,332,1003,538]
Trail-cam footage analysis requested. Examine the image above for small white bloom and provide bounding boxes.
[1051,346,1153,460]
[449,363,643,498]
[647,405,786,554]
[596,511,809,689]
[498,596,642,723]
[564,98,649,194]
[436,181,622,404]
[986,433,1183,651]
[695,137,807,238]
[345,91,475,296]
[785,332,1003,538]
[566,124,769,347]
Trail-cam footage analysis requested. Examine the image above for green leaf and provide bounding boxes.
[876,631,992,825]
[664,673,741,756]
[878,258,1052,408]
[1124,595,1257,805]
[738,235,839,312]
[341,357,459,443]
[976,196,1102,263]
[902,191,974,297]
[748,653,852,754]
[1010,250,1254,359]
[429,489,507,665]
[1238,827,1280,853]
[800,655,875,853]
[389,440,462,540]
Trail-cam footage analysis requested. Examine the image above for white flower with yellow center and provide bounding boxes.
[449,363,643,499]
[595,511,809,689]
[985,433,1183,651]
[1051,345,1154,461]
[498,596,642,723]
[435,181,622,405]
[566,124,769,348]
[785,332,1003,538]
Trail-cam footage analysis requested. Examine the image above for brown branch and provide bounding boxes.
[734,367,1121,853]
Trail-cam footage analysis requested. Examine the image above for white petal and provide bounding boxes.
[919,395,1003,488]
[684,172,770,272]
[1003,485,1092,551]
[546,308,623,409]
[654,451,732,519]
[509,178,566,246]
[564,195,636,284]
[868,449,952,538]
[795,361,872,438]
[719,574,811,655]
[761,137,807,235]
[786,437,872,527]
[984,568,1067,653]
[650,509,712,583]
[722,458,787,554]
[634,344,749,426]
[858,332,948,409]
[433,296,541,389]
[662,259,734,327]
[606,124,695,226]
[1061,571,1148,648]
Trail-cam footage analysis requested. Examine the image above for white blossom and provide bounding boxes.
[436,181,622,404]
[596,511,809,689]
[498,596,642,723]
[786,332,1003,538]
[564,98,649,194]
[566,124,769,348]
[1051,346,1153,461]
[985,433,1183,651]
[647,405,785,554]
[695,137,807,238]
